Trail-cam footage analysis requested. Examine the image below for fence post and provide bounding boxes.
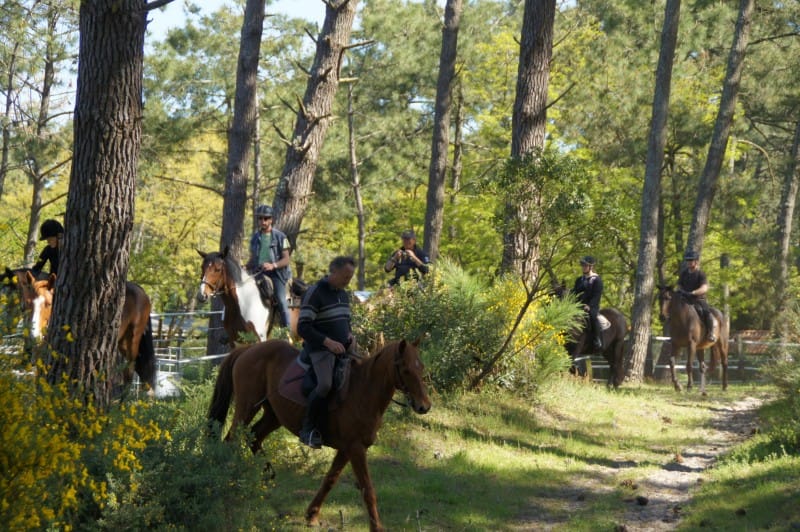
[736,333,746,382]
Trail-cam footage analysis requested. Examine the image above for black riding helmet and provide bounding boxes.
[39,219,64,241]
[255,205,273,218]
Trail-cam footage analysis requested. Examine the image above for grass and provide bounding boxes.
[243,378,791,531]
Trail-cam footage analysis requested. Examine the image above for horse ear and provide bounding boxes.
[47,273,56,288]
[26,270,35,284]
[221,246,229,258]
[197,249,207,258]
[412,335,423,347]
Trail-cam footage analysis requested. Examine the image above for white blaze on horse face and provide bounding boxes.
[30,294,46,339]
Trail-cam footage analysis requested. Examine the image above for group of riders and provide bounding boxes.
[4,208,717,450]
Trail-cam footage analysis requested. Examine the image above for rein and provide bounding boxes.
[390,345,413,408]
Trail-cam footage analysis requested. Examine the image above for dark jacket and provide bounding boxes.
[389,245,430,286]
[572,272,602,311]
[677,269,709,300]
[32,245,59,275]
[297,276,352,352]
[246,228,291,282]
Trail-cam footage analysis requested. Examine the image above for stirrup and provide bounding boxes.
[299,428,322,449]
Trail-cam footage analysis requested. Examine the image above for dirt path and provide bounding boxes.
[511,395,763,531]
[615,396,762,531]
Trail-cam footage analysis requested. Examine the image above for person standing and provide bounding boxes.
[677,250,716,342]
[572,255,603,351]
[297,255,357,449]
[384,229,430,287]
[246,205,292,328]
[32,219,64,276]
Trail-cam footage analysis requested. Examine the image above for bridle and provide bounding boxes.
[391,345,414,408]
[200,259,227,298]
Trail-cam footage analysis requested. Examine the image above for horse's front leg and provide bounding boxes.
[698,348,707,396]
[306,449,350,528]
[685,343,696,391]
[668,347,682,392]
[348,446,383,532]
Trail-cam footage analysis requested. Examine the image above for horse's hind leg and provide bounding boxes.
[669,349,682,392]
[249,406,280,454]
[306,450,351,528]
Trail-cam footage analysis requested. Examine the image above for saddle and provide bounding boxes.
[255,274,274,307]
[278,353,352,407]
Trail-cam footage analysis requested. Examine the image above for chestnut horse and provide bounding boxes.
[660,286,728,393]
[196,248,299,345]
[565,307,628,389]
[207,338,431,531]
[28,275,156,389]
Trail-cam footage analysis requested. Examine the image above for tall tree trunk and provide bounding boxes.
[448,82,464,241]
[0,41,19,200]
[626,0,681,383]
[686,0,754,254]
[424,0,462,262]
[346,82,367,290]
[501,0,555,284]
[46,0,146,408]
[272,0,359,246]
[774,118,800,335]
[206,0,265,358]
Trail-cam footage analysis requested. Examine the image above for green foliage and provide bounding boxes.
[352,258,580,392]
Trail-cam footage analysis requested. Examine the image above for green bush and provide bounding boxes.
[352,258,581,393]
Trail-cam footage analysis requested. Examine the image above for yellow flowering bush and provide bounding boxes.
[0,350,168,530]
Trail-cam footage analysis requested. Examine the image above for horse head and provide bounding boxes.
[393,337,431,415]
[29,272,55,340]
[197,247,230,302]
[658,284,675,322]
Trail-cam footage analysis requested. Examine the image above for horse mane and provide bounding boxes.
[222,253,244,284]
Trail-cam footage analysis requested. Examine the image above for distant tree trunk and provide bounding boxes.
[46,0,146,408]
[774,118,800,332]
[272,0,359,246]
[448,82,464,241]
[346,82,367,290]
[207,0,265,358]
[0,42,18,200]
[501,0,555,284]
[626,0,681,383]
[685,0,754,254]
[424,0,462,262]
[23,10,60,266]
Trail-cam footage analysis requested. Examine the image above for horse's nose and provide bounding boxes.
[415,400,431,414]
[196,290,208,303]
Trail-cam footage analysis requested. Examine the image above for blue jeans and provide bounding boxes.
[268,273,290,328]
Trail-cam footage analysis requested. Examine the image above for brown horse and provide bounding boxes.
[207,338,432,531]
[29,276,156,389]
[196,248,300,345]
[660,286,728,393]
[565,307,628,389]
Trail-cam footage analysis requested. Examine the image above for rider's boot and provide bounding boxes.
[705,314,716,342]
[299,391,325,449]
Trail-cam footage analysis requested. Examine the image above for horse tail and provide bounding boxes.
[207,346,245,433]
[135,316,157,389]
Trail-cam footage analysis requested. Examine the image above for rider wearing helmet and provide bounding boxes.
[246,205,292,328]
[572,255,604,351]
[32,219,64,276]
[677,250,715,342]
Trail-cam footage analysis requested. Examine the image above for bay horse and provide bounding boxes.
[207,338,432,532]
[28,274,156,390]
[565,307,628,389]
[659,286,728,393]
[196,247,298,345]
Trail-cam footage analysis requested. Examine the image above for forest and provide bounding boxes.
[2,1,800,380]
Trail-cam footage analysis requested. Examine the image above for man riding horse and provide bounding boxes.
[572,255,603,351]
[676,250,715,342]
[246,205,292,329]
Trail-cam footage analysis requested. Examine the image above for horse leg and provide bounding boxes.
[248,406,280,453]
[686,343,695,391]
[719,343,729,391]
[698,348,707,396]
[669,347,682,392]
[348,446,384,532]
[306,450,351,528]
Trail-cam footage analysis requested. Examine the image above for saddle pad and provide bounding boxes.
[278,357,309,406]
[598,313,611,330]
